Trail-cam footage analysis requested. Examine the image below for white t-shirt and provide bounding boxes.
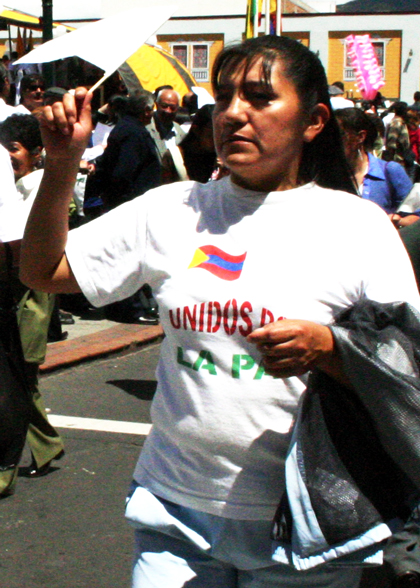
[0,98,29,122]
[66,178,420,520]
[0,143,18,207]
[0,144,25,242]
[16,168,43,203]
[0,169,45,243]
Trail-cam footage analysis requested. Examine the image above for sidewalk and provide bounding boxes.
[40,308,163,374]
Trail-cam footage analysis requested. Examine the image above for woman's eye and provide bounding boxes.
[245,90,274,103]
[215,92,231,103]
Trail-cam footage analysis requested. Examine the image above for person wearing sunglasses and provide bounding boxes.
[17,74,46,113]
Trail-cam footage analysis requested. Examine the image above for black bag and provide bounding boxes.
[0,244,32,471]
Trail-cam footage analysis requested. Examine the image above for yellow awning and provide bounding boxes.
[120,44,197,98]
[0,7,74,31]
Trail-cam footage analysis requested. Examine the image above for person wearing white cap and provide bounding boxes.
[329,82,354,110]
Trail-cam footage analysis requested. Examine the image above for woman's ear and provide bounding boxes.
[357,129,367,147]
[303,103,330,143]
[31,146,43,169]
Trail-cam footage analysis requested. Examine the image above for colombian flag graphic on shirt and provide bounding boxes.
[189,245,247,281]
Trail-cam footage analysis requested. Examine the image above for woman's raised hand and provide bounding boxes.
[41,87,93,162]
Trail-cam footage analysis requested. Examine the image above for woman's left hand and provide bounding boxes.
[247,319,334,378]
[389,213,420,228]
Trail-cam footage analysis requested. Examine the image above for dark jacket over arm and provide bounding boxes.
[273,300,420,569]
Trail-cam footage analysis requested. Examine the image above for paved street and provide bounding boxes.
[0,343,161,588]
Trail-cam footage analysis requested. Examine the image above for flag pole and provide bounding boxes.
[42,0,54,86]
[89,72,109,94]
[276,0,281,35]
[7,24,12,56]
[265,0,270,34]
[253,0,259,37]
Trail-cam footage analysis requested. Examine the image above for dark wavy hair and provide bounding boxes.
[212,35,356,195]
[0,113,42,152]
[180,104,216,183]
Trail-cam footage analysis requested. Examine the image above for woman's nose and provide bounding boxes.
[224,95,248,122]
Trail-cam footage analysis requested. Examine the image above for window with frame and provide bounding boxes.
[372,42,385,67]
[343,38,386,82]
[170,42,210,82]
[173,45,188,67]
[193,45,208,69]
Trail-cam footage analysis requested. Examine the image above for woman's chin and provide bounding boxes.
[223,153,258,173]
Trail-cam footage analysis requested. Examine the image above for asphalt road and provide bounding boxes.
[0,343,161,588]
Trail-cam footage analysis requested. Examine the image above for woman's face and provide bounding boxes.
[7,141,39,181]
[213,57,318,191]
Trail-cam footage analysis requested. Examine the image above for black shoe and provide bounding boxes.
[59,310,75,325]
[27,450,65,478]
[147,305,159,319]
[47,331,68,343]
[132,315,159,325]
[104,311,159,325]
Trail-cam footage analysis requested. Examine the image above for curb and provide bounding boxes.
[40,324,164,374]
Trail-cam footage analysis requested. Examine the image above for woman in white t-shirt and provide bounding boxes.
[19,36,420,588]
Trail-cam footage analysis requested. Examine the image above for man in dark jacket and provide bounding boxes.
[95,90,161,211]
[92,90,161,324]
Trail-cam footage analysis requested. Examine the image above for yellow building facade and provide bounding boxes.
[158,34,224,95]
[327,30,402,100]
[155,11,420,103]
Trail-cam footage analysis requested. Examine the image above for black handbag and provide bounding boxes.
[0,243,32,471]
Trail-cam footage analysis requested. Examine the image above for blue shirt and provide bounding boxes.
[362,153,413,214]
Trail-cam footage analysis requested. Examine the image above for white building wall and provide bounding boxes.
[158,16,244,47]
[101,0,247,18]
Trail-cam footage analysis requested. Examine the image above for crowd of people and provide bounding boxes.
[1,35,420,587]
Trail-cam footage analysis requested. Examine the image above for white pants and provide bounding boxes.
[126,485,363,588]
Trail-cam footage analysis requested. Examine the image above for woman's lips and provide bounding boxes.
[225,134,253,144]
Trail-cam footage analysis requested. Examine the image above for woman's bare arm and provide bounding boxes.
[20,88,93,293]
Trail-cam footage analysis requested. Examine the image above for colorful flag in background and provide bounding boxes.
[269,0,277,34]
[246,0,263,38]
[246,0,280,37]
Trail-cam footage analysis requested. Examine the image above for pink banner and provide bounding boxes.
[346,34,385,101]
